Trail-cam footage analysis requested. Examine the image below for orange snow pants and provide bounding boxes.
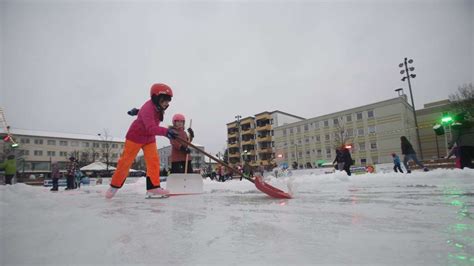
[110,140,160,189]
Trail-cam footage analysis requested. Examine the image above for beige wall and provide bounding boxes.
[273,97,417,167]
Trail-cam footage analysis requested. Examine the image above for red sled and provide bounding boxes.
[254,175,292,199]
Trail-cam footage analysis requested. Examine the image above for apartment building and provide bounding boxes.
[0,128,125,174]
[227,111,305,167]
[273,96,418,167]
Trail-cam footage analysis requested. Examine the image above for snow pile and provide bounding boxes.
[1,168,473,265]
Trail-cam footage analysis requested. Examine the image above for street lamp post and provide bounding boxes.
[399,57,423,160]
[235,115,242,165]
[97,133,109,172]
[294,144,298,168]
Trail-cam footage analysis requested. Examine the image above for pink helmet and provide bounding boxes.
[172,113,185,123]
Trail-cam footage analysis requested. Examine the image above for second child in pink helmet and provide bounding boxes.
[170,113,195,173]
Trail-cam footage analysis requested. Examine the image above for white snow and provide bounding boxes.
[1,169,473,265]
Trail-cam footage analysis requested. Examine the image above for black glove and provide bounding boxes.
[180,146,191,154]
[166,128,178,139]
[187,128,194,139]
[127,108,139,116]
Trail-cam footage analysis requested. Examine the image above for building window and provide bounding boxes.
[47,140,56,145]
[304,124,309,131]
[324,120,329,127]
[298,152,303,158]
[314,121,320,129]
[20,150,30,156]
[361,158,367,165]
[306,150,310,155]
[112,153,118,158]
[347,129,354,137]
[333,118,339,125]
[368,110,374,118]
[82,142,90,148]
[59,140,68,146]
[47,151,56,156]
[71,141,79,147]
[356,112,363,120]
[370,141,377,150]
[290,140,294,145]
[93,143,100,148]
[316,136,321,142]
[298,139,302,144]
[60,151,68,157]
[325,134,330,141]
[112,143,118,148]
[372,157,378,164]
[346,114,352,122]
[289,128,294,134]
[305,138,309,143]
[296,126,301,133]
[368,126,376,134]
[21,138,30,144]
[34,150,43,156]
[34,139,43,145]
[359,142,366,151]
[358,128,364,136]
[326,148,331,155]
[317,149,322,156]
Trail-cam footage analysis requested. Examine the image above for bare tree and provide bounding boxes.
[97,129,114,172]
[332,117,354,149]
[449,83,474,118]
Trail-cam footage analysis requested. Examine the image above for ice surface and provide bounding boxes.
[1,168,473,265]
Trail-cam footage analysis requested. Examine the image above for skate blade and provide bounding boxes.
[145,194,169,199]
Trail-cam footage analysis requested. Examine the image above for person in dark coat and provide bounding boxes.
[450,113,474,169]
[400,136,428,173]
[66,157,78,190]
[50,162,60,191]
[341,147,353,176]
[333,148,345,171]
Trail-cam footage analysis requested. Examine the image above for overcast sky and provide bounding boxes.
[1,0,473,154]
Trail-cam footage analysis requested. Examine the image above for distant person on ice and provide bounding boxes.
[400,136,428,173]
[66,157,78,190]
[50,162,60,191]
[0,154,16,185]
[391,153,403,173]
[169,113,195,174]
[333,145,353,176]
[105,83,178,199]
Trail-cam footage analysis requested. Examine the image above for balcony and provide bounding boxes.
[256,113,271,120]
[229,153,241,158]
[228,132,238,138]
[256,124,271,131]
[228,142,239,148]
[258,147,273,154]
[257,135,272,142]
[241,139,255,145]
[243,150,256,156]
[241,128,255,135]
[227,122,237,129]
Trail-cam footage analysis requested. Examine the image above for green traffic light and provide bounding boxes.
[441,115,453,124]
